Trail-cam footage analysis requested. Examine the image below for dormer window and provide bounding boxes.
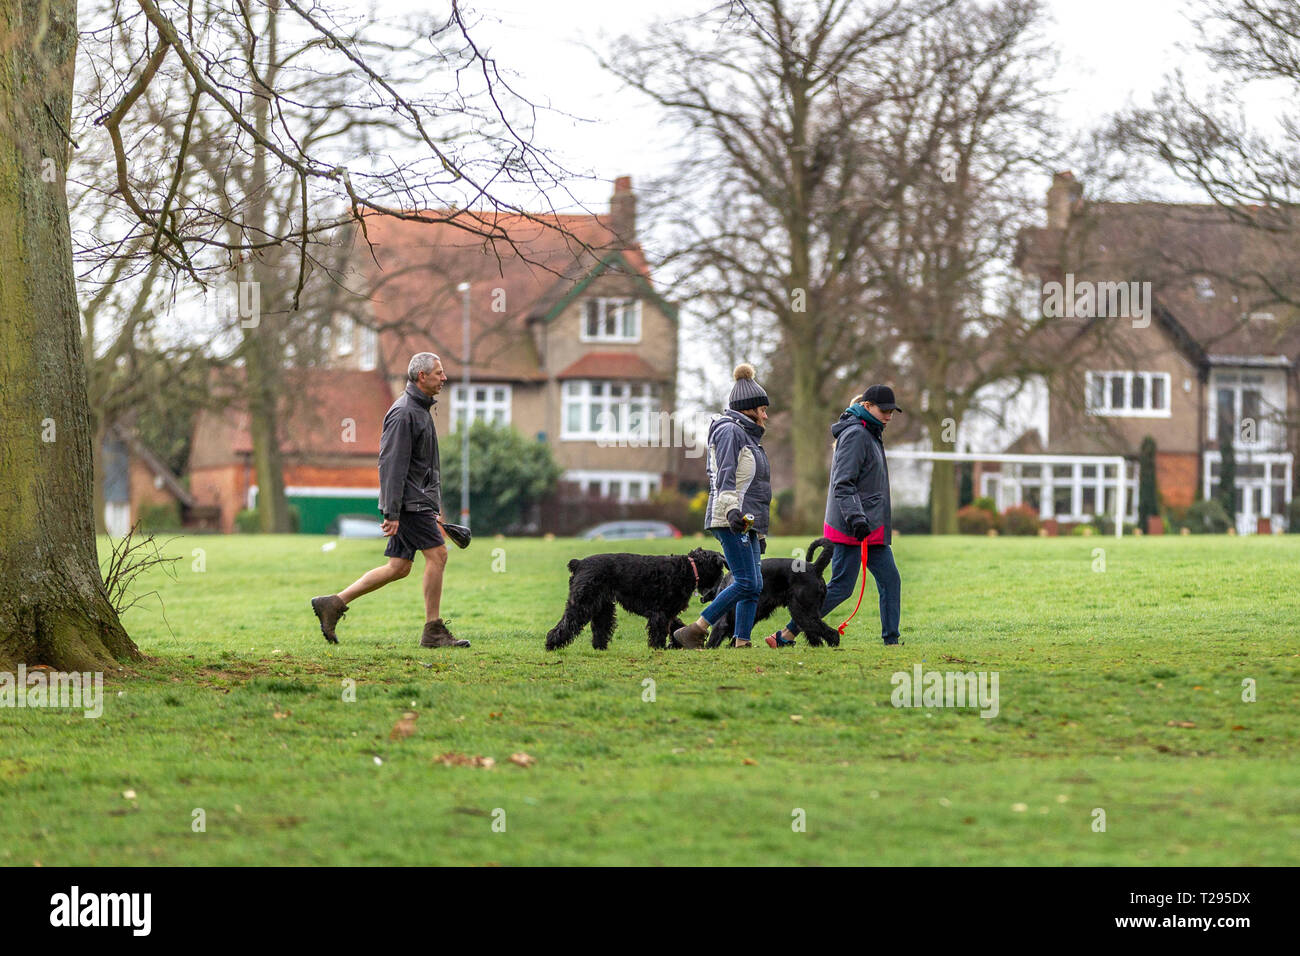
[582,298,641,342]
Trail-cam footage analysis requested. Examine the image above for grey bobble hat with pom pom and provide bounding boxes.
[728,363,770,411]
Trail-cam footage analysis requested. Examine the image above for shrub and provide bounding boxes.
[1289,497,1300,533]
[775,487,796,520]
[1162,503,1190,534]
[957,505,993,535]
[688,490,709,517]
[958,463,974,508]
[1001,504,1041,536]
[441,422,563,534]
[640,488,697,533]
[1186,498,1231,534]
[235,505,301,534]
[893,504,931,535]
[1138,437,1158,528]
[1218,430,1237,518]
[137,502,183,532]
[1091,514,1137,536]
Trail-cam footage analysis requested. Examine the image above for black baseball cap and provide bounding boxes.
[863,384,902,412]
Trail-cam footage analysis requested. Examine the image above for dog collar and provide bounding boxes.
[687,556,699,592]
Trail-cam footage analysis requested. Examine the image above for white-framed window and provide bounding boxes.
[981,460,1138,523]
[561,379,662,440]
[564,469,661,502]
[581,298,641,342]
[358,327,378,371]
[1085,371,1171,417]
[337,316,354,355]
[1209,369,1285,448]
[1203,451,1293,533]
[450,383,511,432]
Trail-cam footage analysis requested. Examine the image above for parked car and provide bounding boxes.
[579,520,681,540]
[328,514,385,538]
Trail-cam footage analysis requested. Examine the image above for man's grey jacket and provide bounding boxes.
[378,382,441,520]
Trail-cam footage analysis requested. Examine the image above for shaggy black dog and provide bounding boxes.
[545,547,728,650]
[699,537,842,647]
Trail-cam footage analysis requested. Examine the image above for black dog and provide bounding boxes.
[699,537,841,647]
[545,548,728,650]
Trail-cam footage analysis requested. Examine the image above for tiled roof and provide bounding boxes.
[354,208,655,383]
[556,352,666,381]
[1018,199,1300,362]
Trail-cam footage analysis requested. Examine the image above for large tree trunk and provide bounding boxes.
[0,0,138,669]
[242,2,292,534]
[926,410,959,534]
[243,318,293,533]
[790,342,829,531]
[930,457,958,535]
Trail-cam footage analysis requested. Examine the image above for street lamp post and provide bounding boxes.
[457,281,471,529]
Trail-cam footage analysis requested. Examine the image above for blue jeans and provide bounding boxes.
[701,528,763,642]
[786,543,901,643]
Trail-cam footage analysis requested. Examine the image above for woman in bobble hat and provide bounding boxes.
[672,364,772,649]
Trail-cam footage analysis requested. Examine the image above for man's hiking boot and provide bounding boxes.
[420,618,470,648]
[311,595,349,644]
[672,620,708,649]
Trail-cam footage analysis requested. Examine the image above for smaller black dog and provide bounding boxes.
[545,548,728,650]
[699,537,841,647]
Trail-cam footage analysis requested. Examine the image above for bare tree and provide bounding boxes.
[1112,0,1300,310]
[0,0,576,668]
[608,0,1076,531]
[606,0,958,527]
[855,0,1069,532]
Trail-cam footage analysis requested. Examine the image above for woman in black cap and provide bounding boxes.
[765,384,902,647]
[673,364,772,649]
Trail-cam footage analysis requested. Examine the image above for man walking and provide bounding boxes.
[311,352,470,648]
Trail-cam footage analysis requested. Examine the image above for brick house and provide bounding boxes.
[1006,172,1300,532]
[102,423,218,535]
[344,176,682,506]
[188,368,395,533]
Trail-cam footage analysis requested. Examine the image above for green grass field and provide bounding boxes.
[2,533,1297,865]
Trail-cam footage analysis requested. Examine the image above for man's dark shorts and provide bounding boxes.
[384,510,445,561]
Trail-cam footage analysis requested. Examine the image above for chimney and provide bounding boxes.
[1046,171,1082,230]
[610,175,636,247]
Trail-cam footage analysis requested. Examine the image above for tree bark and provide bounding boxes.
[243,0,292,534]
[930,457,958,535]
[243,315,292,532]
[0,0,139,668]
[789,338,829,530]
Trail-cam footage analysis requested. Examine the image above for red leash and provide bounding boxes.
[836,540,870,637]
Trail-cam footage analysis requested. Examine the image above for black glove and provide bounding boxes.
[727,509,747,534]
[440,520,472,550]
[851,518,871,540]
[759,537,767,554]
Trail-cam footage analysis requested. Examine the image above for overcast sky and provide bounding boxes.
[390,0,1263,213]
